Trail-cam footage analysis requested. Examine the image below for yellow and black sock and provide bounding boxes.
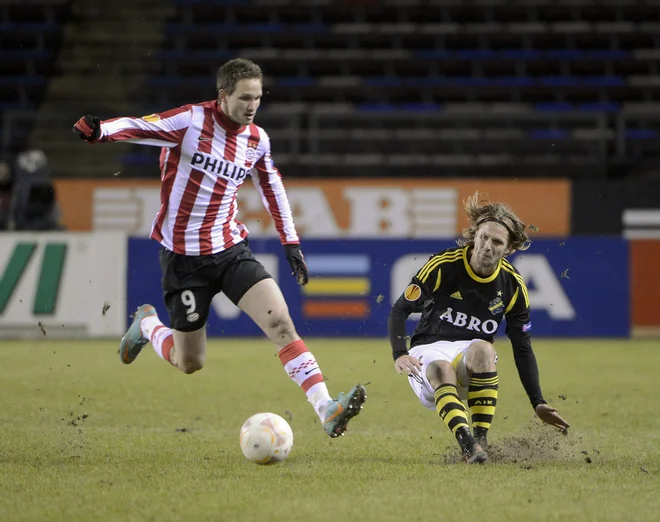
[468,371,499,442]
[434,384,471,443]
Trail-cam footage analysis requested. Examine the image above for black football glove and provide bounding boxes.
[284,244,308,285]
[73,114,101,142]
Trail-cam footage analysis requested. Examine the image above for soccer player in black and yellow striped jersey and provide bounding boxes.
[388,192,569,464]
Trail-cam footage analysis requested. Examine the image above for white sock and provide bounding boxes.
[308,385,333,421]
[140,314,163,339]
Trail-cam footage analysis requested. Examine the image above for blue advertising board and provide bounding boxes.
[127,237,629,338]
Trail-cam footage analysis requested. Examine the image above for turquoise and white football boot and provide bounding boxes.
[119,304,156,364]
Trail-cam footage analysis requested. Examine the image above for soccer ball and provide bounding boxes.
[239,412,294,465]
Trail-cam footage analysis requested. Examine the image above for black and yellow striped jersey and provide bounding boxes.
[403,245,530,348]
[388,245,545,408]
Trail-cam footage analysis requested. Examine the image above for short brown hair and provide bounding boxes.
[457,191,531,253]
[216,58,263,94]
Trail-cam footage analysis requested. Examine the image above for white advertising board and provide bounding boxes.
[0,232,126,338]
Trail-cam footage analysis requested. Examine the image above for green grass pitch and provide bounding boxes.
[0,338,658,521]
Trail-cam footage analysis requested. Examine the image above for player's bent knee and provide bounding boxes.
[171,327,206,374]
[466,340,497,370]
[178,353,205,374]
[470,340,496,358]
[426,360,456,387]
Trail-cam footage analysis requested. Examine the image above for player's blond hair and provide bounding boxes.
[457,191,531,253]
[216,58,263,94]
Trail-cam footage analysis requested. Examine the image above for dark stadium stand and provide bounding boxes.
[0,1,71,153]
[158,1,660,105]
[146,0,660,177]
[2,0,660,178]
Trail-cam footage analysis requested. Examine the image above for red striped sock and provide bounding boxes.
[151,325,174,364]
[278,339,332,419]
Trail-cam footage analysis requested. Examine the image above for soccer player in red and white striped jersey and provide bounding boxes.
[73,58,366,438]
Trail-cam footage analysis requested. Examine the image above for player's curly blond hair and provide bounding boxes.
[216,58,263,94]
[457,191,531,253]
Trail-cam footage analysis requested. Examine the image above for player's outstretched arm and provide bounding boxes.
[506,303,569,430]
[72,106,191,147]
[252,131,304,284]
[389,256,441,377]
[388,288,425,377]
[503,274,555,415]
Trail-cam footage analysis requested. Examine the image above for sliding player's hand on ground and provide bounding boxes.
[394,355,422,377]
[73,114,101,142]
[284,244,308,285]
[535,403,570,431]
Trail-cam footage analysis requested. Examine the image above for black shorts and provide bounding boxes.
[159,240,271,332]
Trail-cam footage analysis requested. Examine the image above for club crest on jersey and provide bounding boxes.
[404,284,422,301]
[243,139,259,167]
[141,113,160,123]
[488,296,504,315]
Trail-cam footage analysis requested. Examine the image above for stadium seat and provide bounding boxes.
[5,0,660,176]
[0,1,70,155]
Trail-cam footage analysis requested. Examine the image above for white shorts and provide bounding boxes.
[406,339,497,410]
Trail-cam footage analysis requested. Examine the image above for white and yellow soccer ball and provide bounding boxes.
[239,412,294,465]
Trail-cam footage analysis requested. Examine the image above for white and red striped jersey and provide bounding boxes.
[98,100,299,255]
